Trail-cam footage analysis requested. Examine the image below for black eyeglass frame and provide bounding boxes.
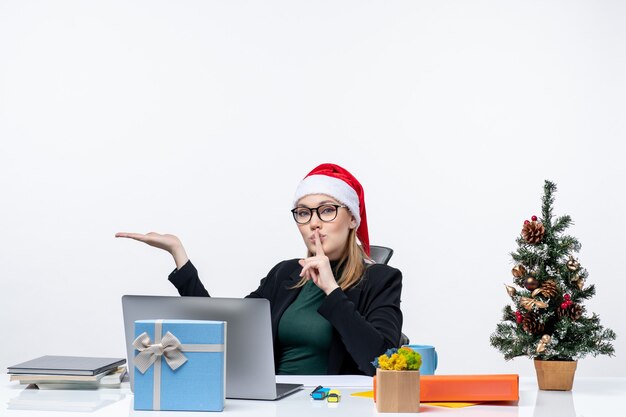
[290,204,347,224]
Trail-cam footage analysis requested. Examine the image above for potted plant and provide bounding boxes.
[490,181,616,391]
[372,347,422,412]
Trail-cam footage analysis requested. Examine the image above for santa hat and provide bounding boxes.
[292,163,370,256]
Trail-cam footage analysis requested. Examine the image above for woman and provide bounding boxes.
[116,163,403,376]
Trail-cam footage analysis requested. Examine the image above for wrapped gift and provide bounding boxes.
[133,319,226,411]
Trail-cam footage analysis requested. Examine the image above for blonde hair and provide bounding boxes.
[292,228,371,291]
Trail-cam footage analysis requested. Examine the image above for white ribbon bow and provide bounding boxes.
[132,331,188,374]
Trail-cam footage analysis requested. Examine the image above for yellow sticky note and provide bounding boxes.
[350,390,374,398]
[349,391,480,408]
[423,402,481,408]
[350,391,480,408]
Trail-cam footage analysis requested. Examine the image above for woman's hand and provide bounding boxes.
[298,230,340,295]
[115,232,189,269]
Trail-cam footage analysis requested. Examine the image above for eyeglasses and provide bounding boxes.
[291,204,347,224]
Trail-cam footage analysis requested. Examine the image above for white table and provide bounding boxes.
[2,377,625,416]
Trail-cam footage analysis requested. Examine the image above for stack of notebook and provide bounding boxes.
[8,356,127,389]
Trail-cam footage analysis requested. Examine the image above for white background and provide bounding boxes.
[1,0,624,378]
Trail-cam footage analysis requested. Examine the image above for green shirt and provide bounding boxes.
[277,280,333,375]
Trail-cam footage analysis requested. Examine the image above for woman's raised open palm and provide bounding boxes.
[115,232,189,269]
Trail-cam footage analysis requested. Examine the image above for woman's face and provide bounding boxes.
[295,194,357,261]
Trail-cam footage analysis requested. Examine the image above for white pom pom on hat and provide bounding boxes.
[292,163,369,256]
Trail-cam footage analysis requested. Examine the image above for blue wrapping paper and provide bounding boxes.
[133,319,226,411]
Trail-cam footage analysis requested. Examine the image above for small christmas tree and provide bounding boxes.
[491,180,616,361]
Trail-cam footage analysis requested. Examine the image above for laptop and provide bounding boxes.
[122,295,303,400]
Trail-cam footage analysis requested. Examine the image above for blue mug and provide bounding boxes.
[404,344,438,375]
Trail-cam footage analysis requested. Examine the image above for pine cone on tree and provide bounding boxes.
[522,312,545,334]
[532,280,559,299]
[522,220,545,244]
[557,303,584,320]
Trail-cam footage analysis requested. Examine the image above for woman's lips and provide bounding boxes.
[309,234,326,243]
